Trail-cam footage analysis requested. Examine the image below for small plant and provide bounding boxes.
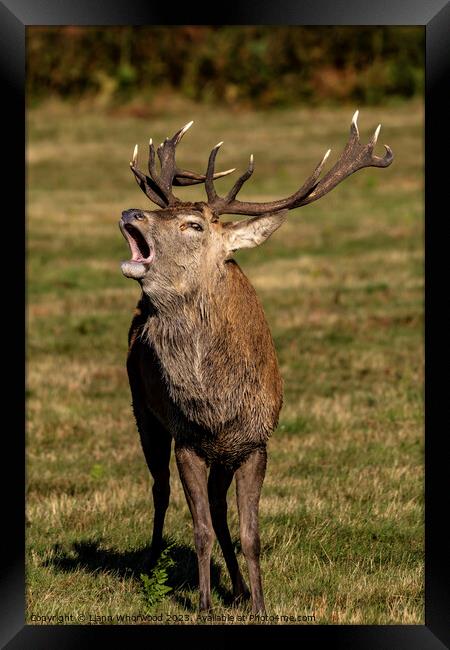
[140,542,175,609]
[90,463,105,479]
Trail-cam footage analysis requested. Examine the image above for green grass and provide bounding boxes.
[26,97,424,625]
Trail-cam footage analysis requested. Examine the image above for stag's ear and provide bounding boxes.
[223,210,288,253]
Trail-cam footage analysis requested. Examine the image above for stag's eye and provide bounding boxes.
[189,222,203,231]
[180,222,203,232]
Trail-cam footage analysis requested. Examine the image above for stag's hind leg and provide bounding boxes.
[235,446,267,614]
[208,464,250,602]
[133,403,172,567]
[175,445,214,611]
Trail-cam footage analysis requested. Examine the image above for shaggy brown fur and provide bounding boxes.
[127,260,283,467]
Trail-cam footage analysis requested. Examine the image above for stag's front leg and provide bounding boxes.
[235,446,267,614]
[175,445,214,611]
[131,400,172,568]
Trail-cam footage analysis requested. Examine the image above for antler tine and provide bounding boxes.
[371,123,381,147]
[205,142,223,202]
[225,154,255,202]
[159,120,198,188]
[351,109,360,139]
[173,167,236,187]
[172,120,194,145]
[130,144,168,209]
[206,110,393,216]
[148,138,159,179]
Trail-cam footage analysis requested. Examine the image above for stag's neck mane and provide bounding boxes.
[139,259,253,347]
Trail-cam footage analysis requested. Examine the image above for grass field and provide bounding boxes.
[26,97,424,625]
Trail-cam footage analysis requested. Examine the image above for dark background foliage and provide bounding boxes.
[27,26,424,108]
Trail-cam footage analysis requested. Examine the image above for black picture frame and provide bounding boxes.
[3,1,449,647]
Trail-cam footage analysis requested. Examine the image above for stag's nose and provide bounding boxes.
[121,209,145,224]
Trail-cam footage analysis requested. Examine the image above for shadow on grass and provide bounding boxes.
[44,537,235,611]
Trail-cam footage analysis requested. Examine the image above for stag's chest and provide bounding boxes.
[146,319,211,394]
[128,293,282,461]
[134,318,221,426]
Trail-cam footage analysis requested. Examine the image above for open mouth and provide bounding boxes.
[120,222,154,264]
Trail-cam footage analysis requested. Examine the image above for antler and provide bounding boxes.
[205,110,394,216]
[130,121,235,208]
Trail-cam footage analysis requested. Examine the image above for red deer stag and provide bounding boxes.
[119,113,393,613]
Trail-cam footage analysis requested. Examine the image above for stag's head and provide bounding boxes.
[120,114,393,298]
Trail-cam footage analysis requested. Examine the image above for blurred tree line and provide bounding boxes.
[27,26,424,107]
